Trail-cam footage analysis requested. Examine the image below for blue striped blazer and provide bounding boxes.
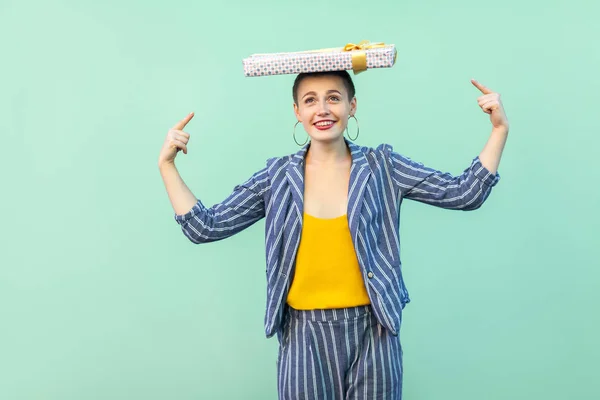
[174,139,500,338]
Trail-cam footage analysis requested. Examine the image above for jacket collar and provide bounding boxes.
[288,138,371,170]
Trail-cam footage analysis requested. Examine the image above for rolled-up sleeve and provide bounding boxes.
[386,146,500,210]
[174,167,270,243]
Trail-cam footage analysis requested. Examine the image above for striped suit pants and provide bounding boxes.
[276,305,403,399]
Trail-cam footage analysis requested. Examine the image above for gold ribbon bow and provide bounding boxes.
[342,40,387,74]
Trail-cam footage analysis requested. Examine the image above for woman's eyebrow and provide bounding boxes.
[302,89,342,99]
[301,91,316,99]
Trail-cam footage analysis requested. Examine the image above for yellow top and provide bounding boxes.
[286,213,371,310]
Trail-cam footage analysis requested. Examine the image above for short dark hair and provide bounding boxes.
[292,70,356,105]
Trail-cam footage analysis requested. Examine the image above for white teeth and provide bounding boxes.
[315,121,334,126]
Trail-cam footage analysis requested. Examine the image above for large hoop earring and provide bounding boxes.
[345,115,360,141]
[293,121,309,146]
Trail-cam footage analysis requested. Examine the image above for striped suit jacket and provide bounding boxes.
[174,139,500,338]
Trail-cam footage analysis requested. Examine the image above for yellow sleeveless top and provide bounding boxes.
[286,213,371,309]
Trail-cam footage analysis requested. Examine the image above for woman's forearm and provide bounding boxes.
[159,162,198,216]
[478,127,509,175]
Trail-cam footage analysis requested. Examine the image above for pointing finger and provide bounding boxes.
[471,79,493,94]
[172,112,195,131]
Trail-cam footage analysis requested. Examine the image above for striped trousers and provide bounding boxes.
[276,305,403,399]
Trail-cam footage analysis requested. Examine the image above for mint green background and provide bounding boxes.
[1,0,598,399]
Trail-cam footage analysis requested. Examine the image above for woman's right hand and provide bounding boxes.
[158,112,194,167]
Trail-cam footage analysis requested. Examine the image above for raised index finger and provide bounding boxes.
[471,79,493,94]
[172,112,195,130]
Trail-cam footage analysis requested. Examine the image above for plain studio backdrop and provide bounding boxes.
[1,0,598,399]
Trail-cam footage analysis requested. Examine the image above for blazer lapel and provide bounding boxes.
[285,143,309,225]
[346,140,373,246]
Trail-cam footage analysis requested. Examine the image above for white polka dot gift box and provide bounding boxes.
[242,40,397,77]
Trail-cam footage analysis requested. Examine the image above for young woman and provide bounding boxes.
[158,70,509,399]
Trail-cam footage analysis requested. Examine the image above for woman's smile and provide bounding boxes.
[314,120,337,130]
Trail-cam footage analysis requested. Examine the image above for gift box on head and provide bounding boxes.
[242,40,397,77]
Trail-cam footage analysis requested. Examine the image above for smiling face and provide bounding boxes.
[293,74,357,144]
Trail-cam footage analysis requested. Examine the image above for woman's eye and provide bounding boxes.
[329,96,340,101]
[305,98,315,104]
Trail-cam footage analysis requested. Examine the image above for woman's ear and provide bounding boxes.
[293,102,301,121]
[350,96,357,116]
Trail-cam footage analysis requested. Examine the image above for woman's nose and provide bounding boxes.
[317,102,330,115]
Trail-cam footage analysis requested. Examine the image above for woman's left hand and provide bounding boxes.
[471,79,509,132]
